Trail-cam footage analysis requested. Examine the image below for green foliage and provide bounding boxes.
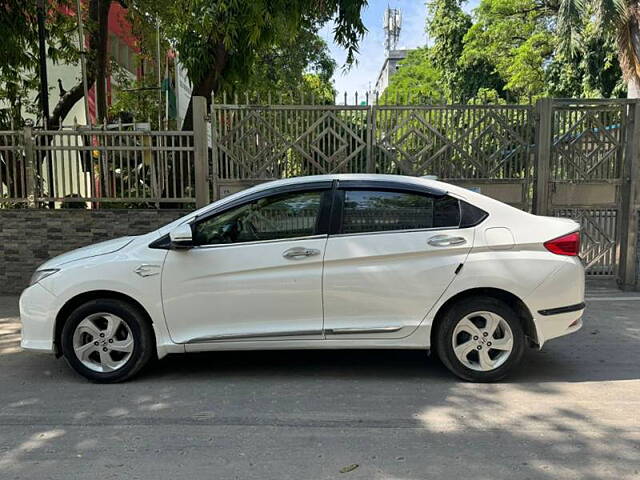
[379,48,444,104]
[222,25,337,103]
[460,0,624,102]
[427,0,504,101]
[108,63,163,127]
[131,0,366,126]
[460,0,553,102]
[426,0,470,100]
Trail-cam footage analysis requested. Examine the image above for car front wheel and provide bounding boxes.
[60,298,155,383]
[436,297,525,382]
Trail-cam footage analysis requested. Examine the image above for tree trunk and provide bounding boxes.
[181,42,229,131]
[48,0,111,128]
[94,0,111,122]
[627,7,640,98]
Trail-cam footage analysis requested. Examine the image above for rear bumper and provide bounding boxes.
[524,257,585,346]
[19,283,57,353]
[533,307,584,345]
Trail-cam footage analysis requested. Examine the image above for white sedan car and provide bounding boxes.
[20,174,585,383]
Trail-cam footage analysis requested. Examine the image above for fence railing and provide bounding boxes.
[1,97,639,286]
[211,102,535,210]
[0,125,200,208]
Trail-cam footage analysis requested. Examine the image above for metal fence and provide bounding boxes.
[1,96,638,285]
[211,102,535,210]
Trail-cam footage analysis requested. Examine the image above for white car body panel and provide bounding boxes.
[322,228,473,339]
[161,236,328,344]
[19,174,585,361]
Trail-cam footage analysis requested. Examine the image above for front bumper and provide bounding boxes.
[19,283,57,353]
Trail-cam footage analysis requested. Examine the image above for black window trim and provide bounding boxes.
[330,181,462,236]
[336,179,447,197]
[149,178,489,249]
[194,180,334,225]
[190,181,334,247]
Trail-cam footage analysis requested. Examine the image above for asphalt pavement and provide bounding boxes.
[0,281,639,479]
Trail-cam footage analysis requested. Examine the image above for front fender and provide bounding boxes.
[39,247,181,358]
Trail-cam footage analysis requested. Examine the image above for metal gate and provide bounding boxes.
[372,105,534,210]
[210,104,370,199]
[211,101,534,210]
[535,99,631,277]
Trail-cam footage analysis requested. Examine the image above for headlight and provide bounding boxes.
[29,268,60,286]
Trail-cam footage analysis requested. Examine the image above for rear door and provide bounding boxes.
[322,182,473,339]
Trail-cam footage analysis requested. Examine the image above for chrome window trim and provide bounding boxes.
[328,226,464,239]
[193,234,328,250]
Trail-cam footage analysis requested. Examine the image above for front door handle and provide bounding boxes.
[428,235,467,247]
[282,247,321,259]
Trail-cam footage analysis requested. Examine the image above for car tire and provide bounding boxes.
[436,296,525,382]
[60,298,155,383]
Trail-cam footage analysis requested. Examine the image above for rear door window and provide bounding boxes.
[340,190,460,234]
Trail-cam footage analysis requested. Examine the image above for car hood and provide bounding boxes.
[38,236,137,269]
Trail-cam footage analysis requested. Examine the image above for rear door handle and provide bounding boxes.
[428,235,467,247]
[282,247,321,259]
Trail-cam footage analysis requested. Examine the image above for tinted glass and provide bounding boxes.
[194,191,322,245]
[341,190,460,234]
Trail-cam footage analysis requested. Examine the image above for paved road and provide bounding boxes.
[1,282,639,479]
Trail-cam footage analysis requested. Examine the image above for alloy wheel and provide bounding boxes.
[451,311,514,372]
[72,313,134,373]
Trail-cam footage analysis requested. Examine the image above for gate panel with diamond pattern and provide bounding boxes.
[211,105,370,198]
[373,105,534,210]
[547,100,629,276]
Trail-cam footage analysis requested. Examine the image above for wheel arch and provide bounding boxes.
[54,290,157,357]
[430,287,538,352]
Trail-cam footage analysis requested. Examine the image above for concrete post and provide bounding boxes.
[618,101,640,290]
[534,98,553,216]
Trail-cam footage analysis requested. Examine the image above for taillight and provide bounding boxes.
[544,232,581,256]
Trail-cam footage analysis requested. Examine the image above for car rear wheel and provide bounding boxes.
[60,299,155,383]
[436,297,525,382]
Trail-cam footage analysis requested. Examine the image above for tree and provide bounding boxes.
[52,0,113,127]
[379,48,445,104]
[224,25,337,103]
[556,0,640,97]
[460,0,624,102]
[426,0,504,101]
[131,0,367,130]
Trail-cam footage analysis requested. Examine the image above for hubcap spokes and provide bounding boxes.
[72,313,133,373]
[452,311,513,372]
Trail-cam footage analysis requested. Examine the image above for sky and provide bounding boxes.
[320,0,480,103]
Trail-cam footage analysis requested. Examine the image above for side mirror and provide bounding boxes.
[169,224,194,249]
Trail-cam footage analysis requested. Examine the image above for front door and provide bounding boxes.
[323,187,473,339]
[161,188,330,345]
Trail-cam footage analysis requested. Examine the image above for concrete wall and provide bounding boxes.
[0,209,190,295]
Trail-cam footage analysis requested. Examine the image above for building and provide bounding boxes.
[374,48,411,96]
